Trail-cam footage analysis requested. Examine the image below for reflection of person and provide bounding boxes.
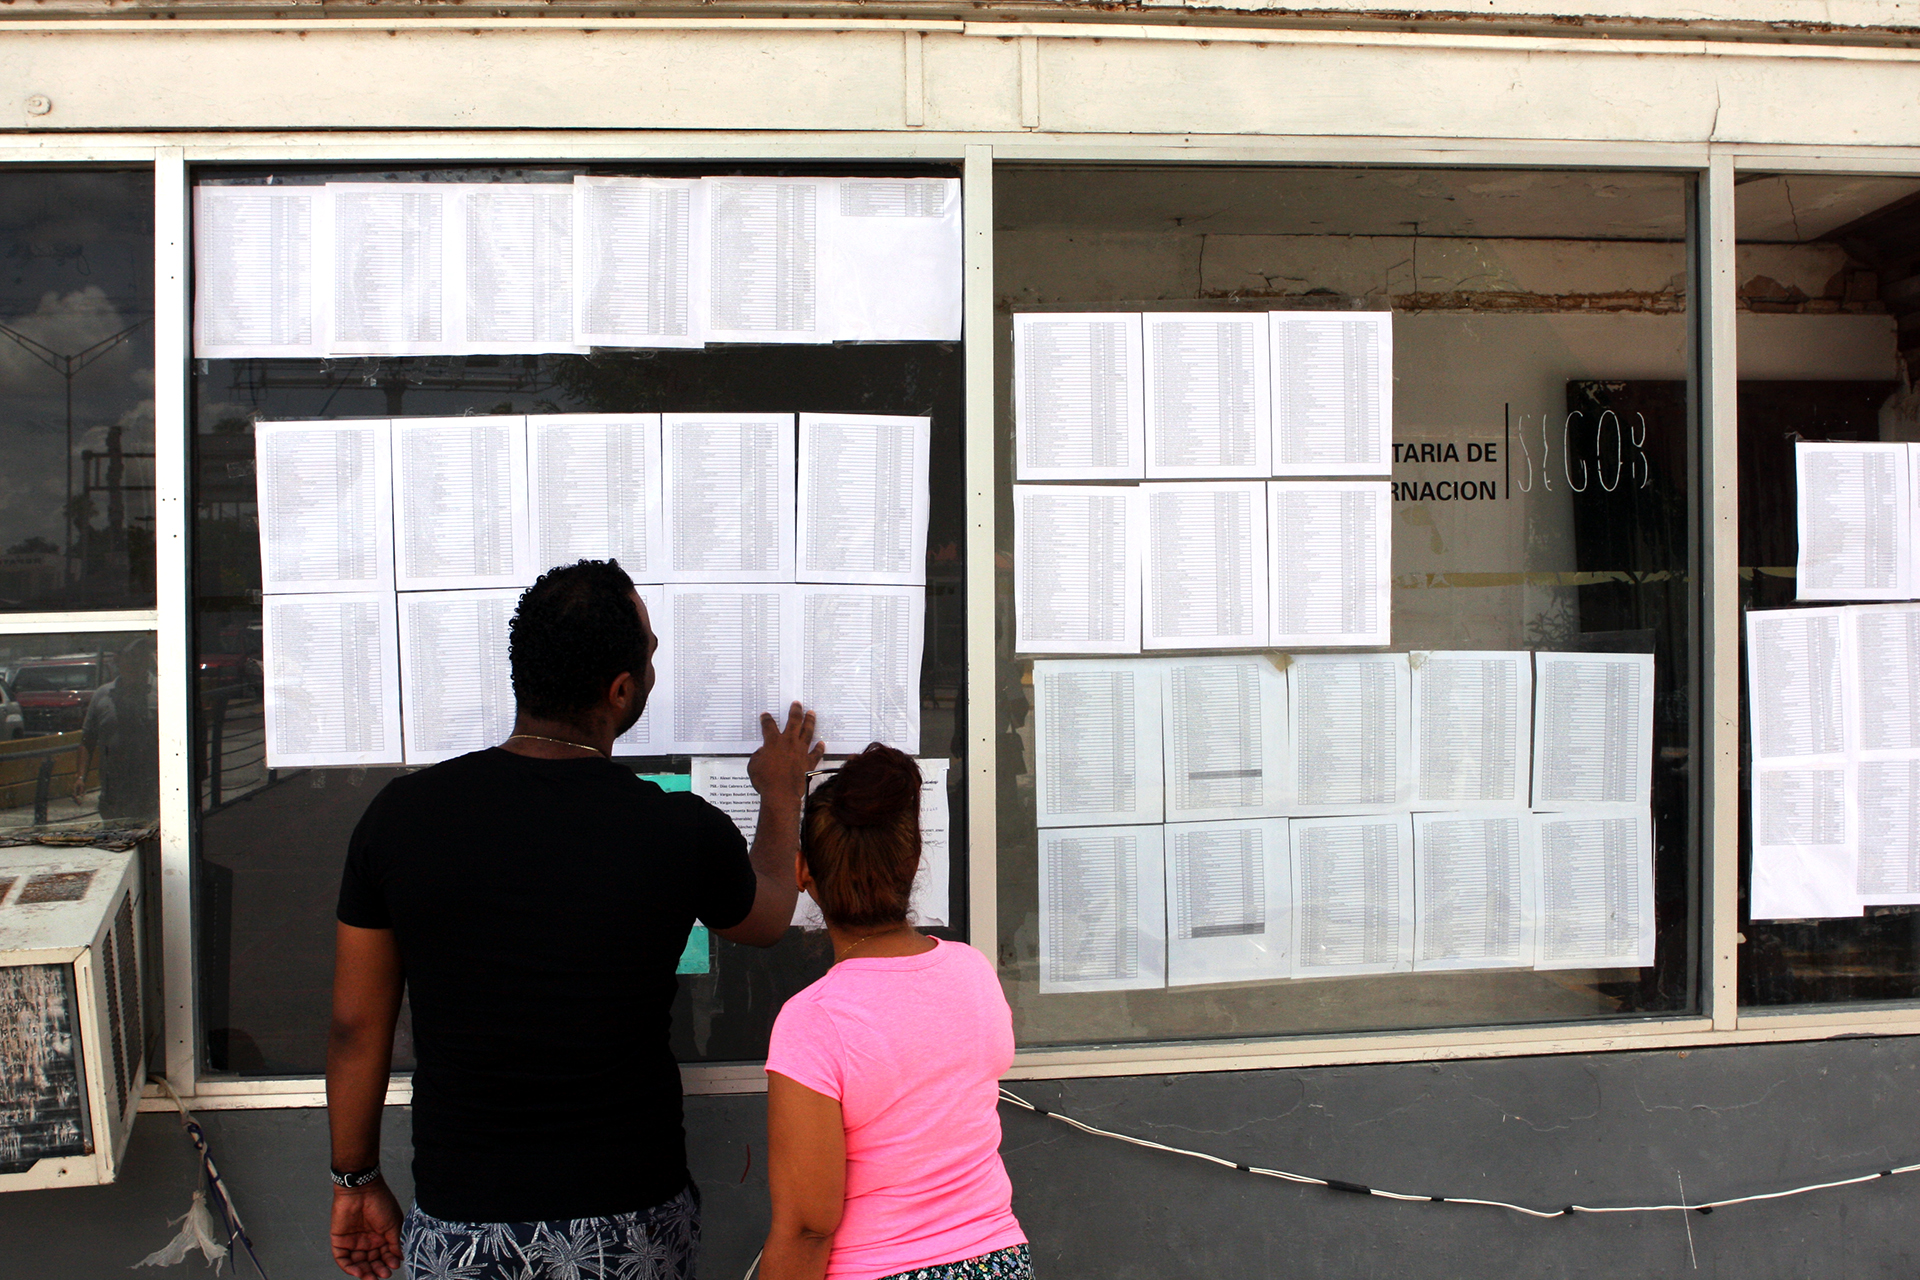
[73,639,158,821]
[762,745,1029,1280]
[324,559,821,1280]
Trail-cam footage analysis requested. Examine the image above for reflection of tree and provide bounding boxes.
[1521,589,1580,650]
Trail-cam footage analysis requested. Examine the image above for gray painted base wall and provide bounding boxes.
[6,1037,1920,1278]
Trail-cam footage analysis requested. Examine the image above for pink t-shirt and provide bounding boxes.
[765,939,1026,1280]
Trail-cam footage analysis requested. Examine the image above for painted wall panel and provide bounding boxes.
[1032,40,1718,142]
[0,27,1913,145]
[0,29,912,132]
[922,31,1024,134]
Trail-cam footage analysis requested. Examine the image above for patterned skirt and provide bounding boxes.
[877,1244,1033,1280]
[401,1183,700,1280]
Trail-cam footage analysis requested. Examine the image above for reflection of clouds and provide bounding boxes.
[76,399,156,454]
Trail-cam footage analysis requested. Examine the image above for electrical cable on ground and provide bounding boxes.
[140,1077,273,1278]
[998,1087,1920,1219]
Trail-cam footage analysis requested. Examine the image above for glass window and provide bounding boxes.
[1734,173,1920,1007]
[995,165,1700,1046]
[191,165,967,1076]
[0,171,155,612]
[0,630,156,834]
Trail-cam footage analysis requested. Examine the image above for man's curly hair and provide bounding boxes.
[508,559,648,725]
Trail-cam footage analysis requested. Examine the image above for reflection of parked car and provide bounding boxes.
[12,654,111,734]
[0,679,26,739]
[199,621,263,699]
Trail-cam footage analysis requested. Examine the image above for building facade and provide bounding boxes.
[5,3,1920,1275]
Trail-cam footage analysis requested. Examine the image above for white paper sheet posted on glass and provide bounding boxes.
[194,184,323,359]
[1531,810,1656,969]
[1288,653,1412,813]
[397,588,521,767]
[263,591,401,769]
[1745,606,1854,916]
[527,414,665,584]
[1014,485,1141,655]
[1411,651,1532,808]
[1269,311,1392,477]
[449,184,583,355]
[1033,659,1163,828]
[666,585,798,756]
[1165,818,1290,988]
[573,176,705,349]
[1142,312,1271,479]
[323,183,458,357]
[1267,481,1391,648]
[1855,757,1920,908]
[1750,764,1860,920]
[828,178,961,342]
[391,416,534,591]
[1412,810,1534,972]
[1039,824,1166,994]
[1288,814,1414,978]
[1013,313,1144,482]
[1530,651,1655,811]
[796,585,924,756]
[1744,608,1849,765]
[254,419,394,594]
[1161,655,1291,823]
[661,413,796,584]
[1851,601,1920,905]
[1794,441,1911,602]
[796,412,930,587]
[703,176,833,345]
[1141,481,1267,651]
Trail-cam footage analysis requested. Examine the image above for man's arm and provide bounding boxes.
[760,1071,846,1280]
[714,702,822,948]
[325,923,404,1280]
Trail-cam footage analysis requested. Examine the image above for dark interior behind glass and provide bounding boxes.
[191,165,965,1076]
[1735,173,1920,1006]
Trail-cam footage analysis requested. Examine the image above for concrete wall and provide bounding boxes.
[7,1035,1920,1278]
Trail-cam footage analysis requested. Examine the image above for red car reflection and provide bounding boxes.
[11,655,110,734]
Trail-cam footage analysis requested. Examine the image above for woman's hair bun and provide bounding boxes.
[826,744,922,829]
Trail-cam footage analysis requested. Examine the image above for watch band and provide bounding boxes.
[330,1165,382,1189]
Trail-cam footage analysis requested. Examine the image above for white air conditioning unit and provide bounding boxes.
[0,847,146,1191]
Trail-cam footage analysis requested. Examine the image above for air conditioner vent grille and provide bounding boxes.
[112,895,140,1114]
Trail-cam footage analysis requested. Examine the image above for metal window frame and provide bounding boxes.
[0,129,1884,1112]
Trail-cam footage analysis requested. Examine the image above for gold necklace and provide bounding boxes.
[838,925,914,962]
[504,733,608,759]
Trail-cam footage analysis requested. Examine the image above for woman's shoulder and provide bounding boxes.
[930,938,998,979]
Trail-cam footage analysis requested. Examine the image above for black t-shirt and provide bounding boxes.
[336,748,757,1223]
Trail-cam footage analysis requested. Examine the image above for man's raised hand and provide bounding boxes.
[750,701,824,802]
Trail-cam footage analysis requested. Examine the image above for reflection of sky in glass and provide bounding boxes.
[0,171,154,607]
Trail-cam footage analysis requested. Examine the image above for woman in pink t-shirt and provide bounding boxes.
[762,745,1029,1280]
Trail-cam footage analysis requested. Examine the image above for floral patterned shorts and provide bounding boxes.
[877,1244,1033,1280]
[401,1183,700,1280]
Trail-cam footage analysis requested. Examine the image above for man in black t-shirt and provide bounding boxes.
[325,559,821,1280]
